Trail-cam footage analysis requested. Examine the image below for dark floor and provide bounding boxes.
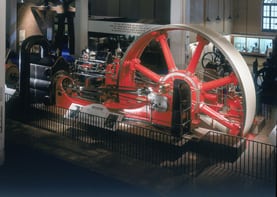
[1,139,275,197]
[1,106,276,197]
[0,142,161,197]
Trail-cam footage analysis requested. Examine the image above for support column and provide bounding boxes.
[6,0,17,51]
[169,0,190,69]
[75,0,88,56]
[0,0,6,166]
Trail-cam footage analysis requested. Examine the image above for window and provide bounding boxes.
[262,0,277,32]
[233,36,273,56]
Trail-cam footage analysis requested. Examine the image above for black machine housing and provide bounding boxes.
[19,35,69,105]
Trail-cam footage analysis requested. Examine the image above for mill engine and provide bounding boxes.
[19,24,257,137]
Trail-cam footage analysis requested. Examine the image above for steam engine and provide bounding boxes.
[19,24,257,137]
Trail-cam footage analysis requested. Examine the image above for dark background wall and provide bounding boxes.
[89,0,171,24]
[89,0,276,37]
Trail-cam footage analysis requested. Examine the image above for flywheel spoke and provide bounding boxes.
[201,72,238,91]
[186,35,209,74]
[156,34,177,72]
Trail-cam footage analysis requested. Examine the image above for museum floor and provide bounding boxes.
[0,105,276,197]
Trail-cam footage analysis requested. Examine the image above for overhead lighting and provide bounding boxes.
[216,0,221,21]
[228,0,232,20]
[206,0,211,22]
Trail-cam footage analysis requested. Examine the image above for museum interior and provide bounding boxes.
[0,0,276,196]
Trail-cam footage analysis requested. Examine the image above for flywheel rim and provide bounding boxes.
[121,24,256,135]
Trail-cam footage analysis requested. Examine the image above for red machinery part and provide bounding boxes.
[56,24,256,136]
